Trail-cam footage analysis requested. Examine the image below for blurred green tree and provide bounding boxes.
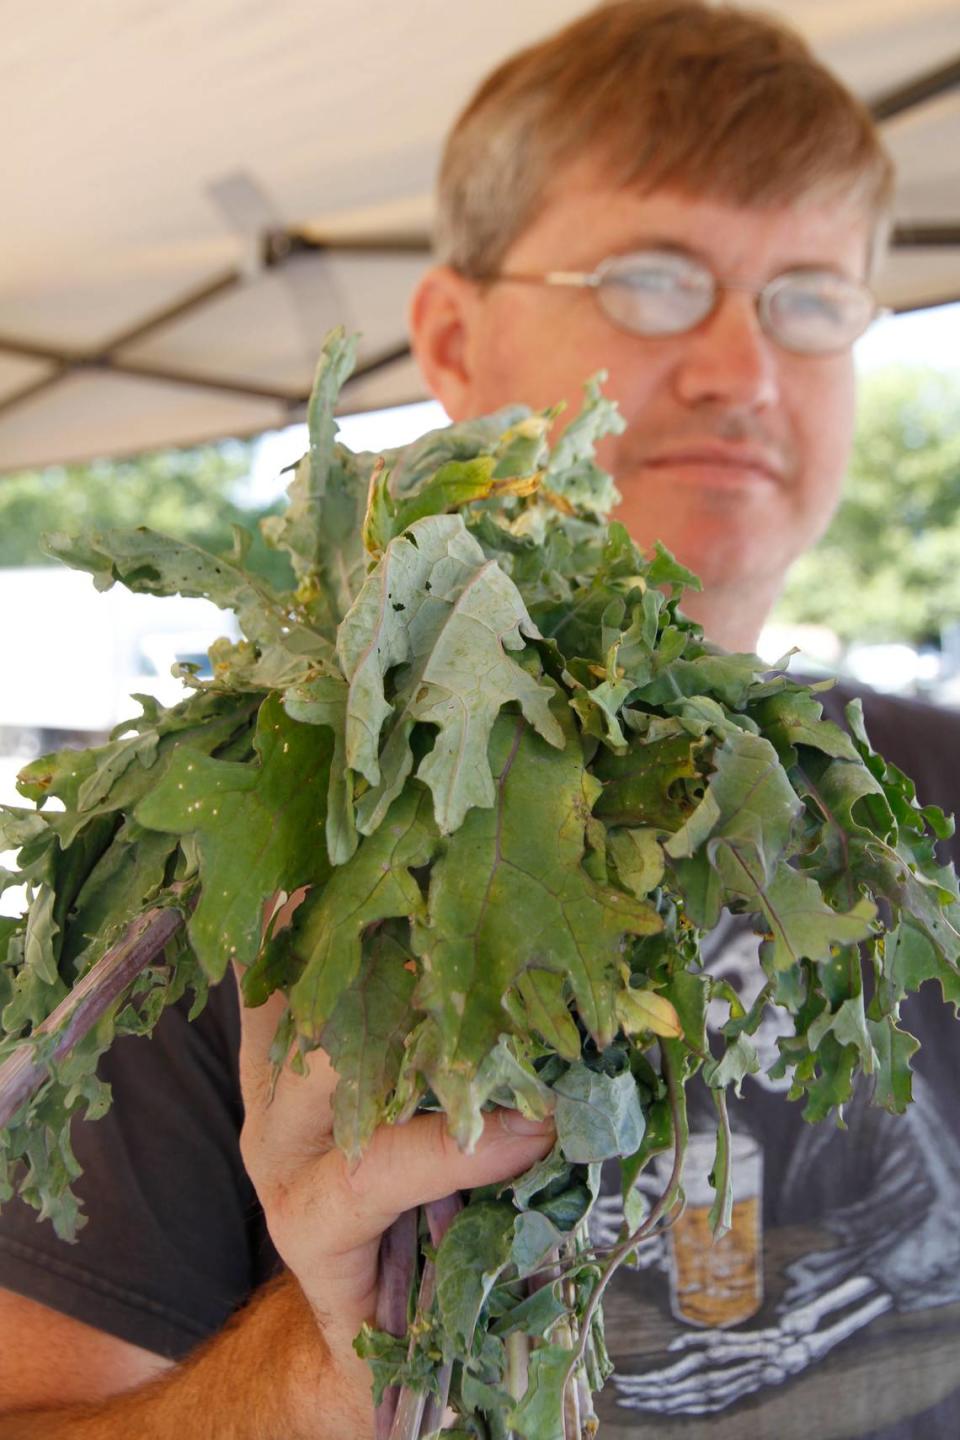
[0,440,293,588]
[774,367,960,647]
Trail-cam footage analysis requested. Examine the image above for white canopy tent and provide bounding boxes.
[2,0,959,473]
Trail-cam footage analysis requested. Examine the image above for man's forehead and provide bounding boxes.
[517,160,872,278]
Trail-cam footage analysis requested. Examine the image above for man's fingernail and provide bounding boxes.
[500,1109,555,1137]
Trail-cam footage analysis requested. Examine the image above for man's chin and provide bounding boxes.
[612,488,796,585]
[614,526,793,619]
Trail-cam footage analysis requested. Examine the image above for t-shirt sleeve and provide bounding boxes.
[0,971,279,1361]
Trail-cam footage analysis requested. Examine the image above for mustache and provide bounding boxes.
[614,413,797,480]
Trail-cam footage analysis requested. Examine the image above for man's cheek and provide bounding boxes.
[593,427,621,478]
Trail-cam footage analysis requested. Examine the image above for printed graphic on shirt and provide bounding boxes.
[657,1131,764,1331]
[591,928,960,1439]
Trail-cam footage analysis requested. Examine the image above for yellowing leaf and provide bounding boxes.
[615,986,683,1039]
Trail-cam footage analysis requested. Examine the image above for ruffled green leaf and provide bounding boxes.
[284,787,437,1038]
[435,1200,517,1354]
[339,514,563,834]
[259,329,369,626]
[135,695,335,979]
[508,1344,572,1440]
[43,527,289,653]
[282,673,357,864]
[412,708,660,1144]
[553,1063,645,1164]
[320,928,418,1161]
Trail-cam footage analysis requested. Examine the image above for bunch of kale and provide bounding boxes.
[1,330,957,1438]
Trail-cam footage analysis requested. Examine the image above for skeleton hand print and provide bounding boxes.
[612,1276,893,1416]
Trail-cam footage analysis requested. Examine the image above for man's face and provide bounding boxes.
[451,164,868,601]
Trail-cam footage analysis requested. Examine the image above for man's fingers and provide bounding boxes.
[305,1107,556,1254]
[235,978,288,1076]
[235,989,343,1167]
[233,965,557,1331]
[232,964,556,1260]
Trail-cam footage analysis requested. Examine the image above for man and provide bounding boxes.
[1,3,958,1436]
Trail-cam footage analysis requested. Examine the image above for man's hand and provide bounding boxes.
[0,978,553,1440]
[236,979,557,1431]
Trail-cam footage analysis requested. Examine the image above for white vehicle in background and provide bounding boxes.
[0,567,237,756]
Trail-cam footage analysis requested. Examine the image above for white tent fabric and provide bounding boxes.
[2,0,959,472]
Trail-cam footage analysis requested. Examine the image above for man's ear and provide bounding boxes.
[408,266,481,421]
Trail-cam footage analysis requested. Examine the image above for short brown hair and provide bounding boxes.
[436,0,894,275]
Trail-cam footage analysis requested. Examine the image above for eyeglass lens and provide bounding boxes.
[596,251,875,353]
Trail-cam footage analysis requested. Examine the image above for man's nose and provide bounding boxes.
[671,291,781,411]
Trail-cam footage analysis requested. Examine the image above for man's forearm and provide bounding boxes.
[0,1273,372,1440]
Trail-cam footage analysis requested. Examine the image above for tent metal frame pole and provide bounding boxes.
[0,242,423,423]
[0,331,413,436]
[891,225,960,249]
[870,55,960,122]
[262,230,430,264]
[0,270,250,419]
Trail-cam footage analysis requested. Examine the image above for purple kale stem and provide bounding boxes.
[557,1293,580,1440]
[425,1191,463,1247]
[385,1194,463,1440]
[389,1380,428,1440]
[419,1333,455,1433]
[375,1208,419,1440]
[0,904,185,1129]
[420,1362,452,1439]
[527,1249,562,1294]
[388,1257,439,1440]
[419,1193,463,1434]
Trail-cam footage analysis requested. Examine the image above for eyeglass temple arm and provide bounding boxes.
[471,270,601,289]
